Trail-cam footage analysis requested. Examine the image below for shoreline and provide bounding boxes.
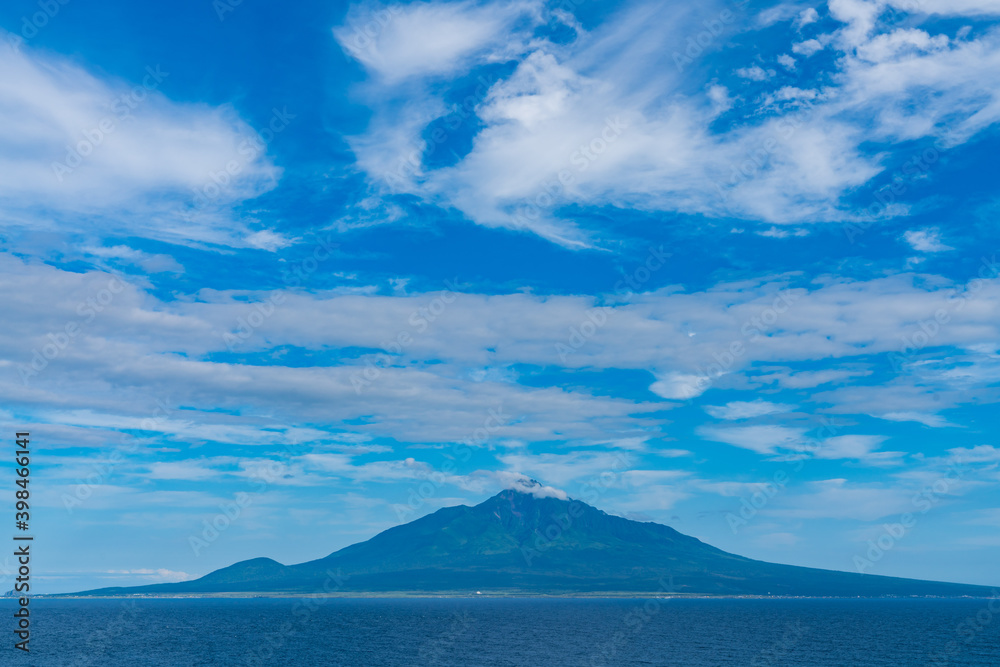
[24,592,996,600]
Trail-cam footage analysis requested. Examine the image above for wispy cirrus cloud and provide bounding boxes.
[339,0,1000,245]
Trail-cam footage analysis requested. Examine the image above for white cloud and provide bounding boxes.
[735,65,774,80]
[697,424,807,455]
[82,245,185,274]
[338,0,1000,243]
[497,451,634,488]
[338,0,1000,247]
[828,0,882,49]
[0,43,282,248]
[947,445,1000,463]
[965,508,1000,527]
[774,86,819,101]
[5,255,1000,456]
[496,472,569,499]
[103,568,192,581]
[656,449,694,458]
[813,435,902,463]
[707,84,733,115]
[701,428,902,465]
[855,28,949,63]
[334,1,541,83]
[757,226,810,238]
[791,38,824,56]
[704,400,796,420]
[144,459,236,481]
[796,7,820,28]
[772,478,913,520]
[834,24,1000,147]
[609,483,690,512]
[754,368,873,389]
[878,411,957,428]
[886,0,1000,17]
[650,372,709,400]
[904,228,954,252]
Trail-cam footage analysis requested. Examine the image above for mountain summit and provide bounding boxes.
[76,489,994,597]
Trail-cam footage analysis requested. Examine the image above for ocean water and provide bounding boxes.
[2,597,998,666]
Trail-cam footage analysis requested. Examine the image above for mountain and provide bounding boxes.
[74,484,995,597]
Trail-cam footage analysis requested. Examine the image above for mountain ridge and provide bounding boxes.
[70,485,997,597]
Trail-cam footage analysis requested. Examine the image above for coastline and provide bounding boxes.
[31,592,995,600]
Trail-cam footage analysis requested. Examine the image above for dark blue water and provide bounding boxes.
[1,597,998,665]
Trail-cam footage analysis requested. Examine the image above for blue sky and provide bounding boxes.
[1,0,999,593]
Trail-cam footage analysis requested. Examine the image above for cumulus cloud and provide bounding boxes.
[886,0,1000,17]
[496,472,569,499]
[735,65,774,80]
[904,228,954,252]
[796,7,820,28]
[340,0,1000,244]
[497,451,632,489]
[791,38,824,56]
[0,40,282,247]
[650,372,711,400]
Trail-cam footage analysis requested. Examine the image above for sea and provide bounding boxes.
[2,597,998,665]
